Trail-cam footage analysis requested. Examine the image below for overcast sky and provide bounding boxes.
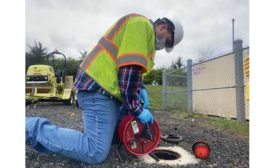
[26,0,249,68]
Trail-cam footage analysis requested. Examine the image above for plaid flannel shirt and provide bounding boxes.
[73,65,143,116]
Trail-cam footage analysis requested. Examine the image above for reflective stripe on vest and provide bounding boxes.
[117,53,147,69]
[81,37,118,68]
[98,37,118,59]
[81,45,102,69]
[107,14,144,40]
[107,15,129,40]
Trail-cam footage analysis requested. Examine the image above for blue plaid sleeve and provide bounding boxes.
[118,65,143,116]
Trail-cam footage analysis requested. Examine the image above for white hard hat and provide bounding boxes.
[165,18,184,53]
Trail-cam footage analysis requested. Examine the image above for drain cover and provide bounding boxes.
[161,133,182,144]
[151,149,180,160]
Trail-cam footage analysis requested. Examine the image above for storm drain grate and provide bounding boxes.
[151,149,181,160]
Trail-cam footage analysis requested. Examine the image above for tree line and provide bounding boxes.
[26,41,187,85]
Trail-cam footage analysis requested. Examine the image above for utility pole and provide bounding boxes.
[232,18,235,51]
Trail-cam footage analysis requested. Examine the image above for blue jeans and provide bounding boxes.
[26,91,122,164]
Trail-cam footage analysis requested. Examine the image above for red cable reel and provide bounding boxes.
[118,114,160,156]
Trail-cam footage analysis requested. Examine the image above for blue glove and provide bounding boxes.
[138,88,149,109]
[137,109,154,124]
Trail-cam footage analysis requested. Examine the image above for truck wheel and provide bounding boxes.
[63,94,74,105]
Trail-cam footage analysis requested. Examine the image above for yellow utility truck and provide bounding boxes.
[25,50,75,105]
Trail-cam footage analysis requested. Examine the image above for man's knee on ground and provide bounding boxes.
[84,138,110,164]
[83,150,109,164]
[95,150,109,163]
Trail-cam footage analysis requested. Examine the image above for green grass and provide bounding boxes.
[145,85,163,110]
[209,118,249,137]
[175,111,208,119]
[145,85,187,110]
[175,111,249,137]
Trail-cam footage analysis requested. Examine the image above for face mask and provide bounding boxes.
[155,37,166,50]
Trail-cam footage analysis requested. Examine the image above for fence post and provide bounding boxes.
[234,39,245,122]
[187,59,193,112]
[162,69,167,110]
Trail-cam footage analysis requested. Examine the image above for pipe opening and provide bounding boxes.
[151,149,181,160]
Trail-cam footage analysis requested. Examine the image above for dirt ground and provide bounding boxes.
[25,102,249,168]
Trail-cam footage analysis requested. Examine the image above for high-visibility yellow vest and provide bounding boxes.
[79,14,156,101]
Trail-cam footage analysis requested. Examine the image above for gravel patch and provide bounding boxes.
[26,102,249,168]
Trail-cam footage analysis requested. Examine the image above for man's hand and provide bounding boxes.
[137,109,154,124]
[138,88,149,109]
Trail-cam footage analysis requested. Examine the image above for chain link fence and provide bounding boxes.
[162,39,249,121]
[191,53,238,118]
[162,68,188,111]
